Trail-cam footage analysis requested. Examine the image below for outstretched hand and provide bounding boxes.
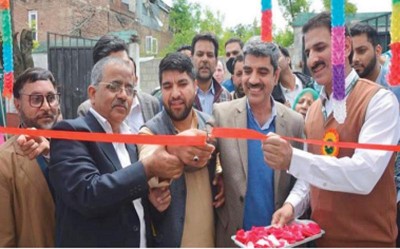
[271,202,295,227]
[15,132,49,160]
[262,132,292,171]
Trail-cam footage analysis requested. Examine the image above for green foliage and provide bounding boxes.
[162,0,225,56]
[219,19,260,54]
[32,40,40,50]
[322,0,358,14]
[274,28,294,47]
[278,0,311,25]
[163,0,260,56]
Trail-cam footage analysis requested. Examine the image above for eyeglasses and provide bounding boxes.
[99,81,136,96]
[20,93,60,108]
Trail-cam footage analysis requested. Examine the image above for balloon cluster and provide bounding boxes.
[388,0,400,86]
[261,0,272,42]
[1,0,13,99]
[331,0,346,124]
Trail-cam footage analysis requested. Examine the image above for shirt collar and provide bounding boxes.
[319,68,358,103]
[246,97,277,130]
[279,76,302,93]
[196,80,215,95]
[131,95,140,111]
[89,108,131,134]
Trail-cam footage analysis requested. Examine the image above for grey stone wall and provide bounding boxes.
[139,58,162,94]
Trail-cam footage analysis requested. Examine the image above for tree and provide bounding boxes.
[220,19,260,55]
[278,0,311,25]
[274,29,294,47]
[162,0,225,56]
[322,0,357,14]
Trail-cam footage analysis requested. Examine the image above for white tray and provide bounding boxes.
[231,219,325,248]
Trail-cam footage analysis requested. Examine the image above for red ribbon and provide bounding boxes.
[1,126,400,152]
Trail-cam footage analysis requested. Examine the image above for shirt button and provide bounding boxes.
[239,196,244,202]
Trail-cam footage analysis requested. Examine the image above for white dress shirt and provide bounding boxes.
[125,95,145,134]
[279,76,303,107]
[89,108,146,247]
[286,69,400,218]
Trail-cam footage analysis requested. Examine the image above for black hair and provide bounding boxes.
[302,12,353,64]
[279,45,293,69]
[177,45,192,52]
[92,35,128,64]
[224,38,244,49]
[191,33,219,58]
[14,67,57,98]
[159,52,196,86]
[232,54,244,73]
[350,23,379,47]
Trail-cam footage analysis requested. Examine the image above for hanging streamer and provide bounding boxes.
[388,0,400,86]
[331,0,346,124]
[1,0,14,99]
[261,0,272,42]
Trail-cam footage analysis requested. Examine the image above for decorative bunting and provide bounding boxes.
[261,0,272,42]
[1,0,14,99]
[331,0,346,124]
[388,0,400,86]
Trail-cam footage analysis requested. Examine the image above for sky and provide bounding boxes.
[163,0,393,30]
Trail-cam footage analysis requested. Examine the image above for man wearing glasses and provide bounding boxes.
[49,57,184,247]
[0,67,61,246]
[77,35,160,133]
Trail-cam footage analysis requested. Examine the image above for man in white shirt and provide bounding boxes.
[262,12,399,247]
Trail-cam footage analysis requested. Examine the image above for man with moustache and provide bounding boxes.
[264,12,399,247]
[49,57,184,247]
[213,39,304,247]
[350,23,400,102]
[191,33,231,115]
[139,52,221,247]
[0,68,60,246]
[77,35,160,133]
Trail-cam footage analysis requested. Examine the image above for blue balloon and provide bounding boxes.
[261,0,272,12]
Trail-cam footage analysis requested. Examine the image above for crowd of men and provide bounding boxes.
[0,11,399,247]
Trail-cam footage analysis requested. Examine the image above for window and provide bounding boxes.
[145,36,158,55]
[28,10,38,41]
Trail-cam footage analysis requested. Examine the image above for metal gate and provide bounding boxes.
[47,33,97,119]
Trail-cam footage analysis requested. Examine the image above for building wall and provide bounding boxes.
[139,57,161,94]
[13,0,74,42]
[13,0,172,56]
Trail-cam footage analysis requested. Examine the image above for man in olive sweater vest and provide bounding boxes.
[263,12,399,247]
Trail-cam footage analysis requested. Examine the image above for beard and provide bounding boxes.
[19,109,59,129]
[164,97,194,122]
[196,67,213,82]
[355,56,376,78]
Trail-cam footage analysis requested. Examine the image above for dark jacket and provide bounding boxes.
[49,112,152,247]
[143,109,217,247]
[272,72,314,104]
